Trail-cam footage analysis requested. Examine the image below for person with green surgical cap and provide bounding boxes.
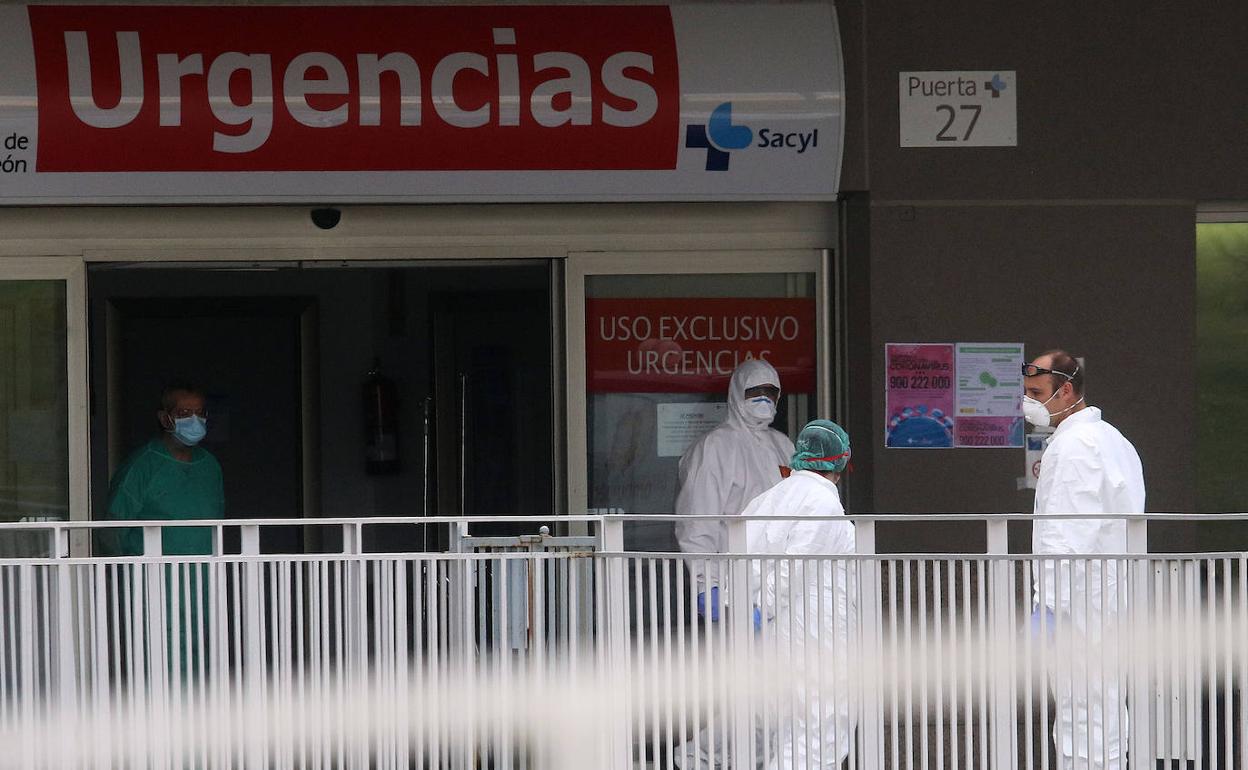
[746,419,856,770]
[98,381,223,557]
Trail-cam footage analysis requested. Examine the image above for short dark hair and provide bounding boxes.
[160,381,202,412]
[1039,349,1084,396]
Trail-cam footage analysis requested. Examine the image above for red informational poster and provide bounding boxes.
[955,417,1022,448]
[586,298,816,393]
[884,343,955,448]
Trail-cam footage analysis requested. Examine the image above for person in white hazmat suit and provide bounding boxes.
[746,420,856,770]
[676,358,795,620]
[1025,350,1144,770]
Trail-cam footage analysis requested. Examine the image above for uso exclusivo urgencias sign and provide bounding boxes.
[0,3,844,204]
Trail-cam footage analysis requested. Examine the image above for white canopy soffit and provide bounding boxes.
[0,3,845,204]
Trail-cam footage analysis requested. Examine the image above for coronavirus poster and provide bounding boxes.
[885,341,1025,449]
[885,343,955,448]
[954,342,1025,448]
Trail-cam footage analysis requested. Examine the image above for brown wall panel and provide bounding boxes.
[864,203,1195,548]
[845,1,1247,201]
[834,0,868,192]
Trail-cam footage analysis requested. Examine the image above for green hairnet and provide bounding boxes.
[790,419,851,473]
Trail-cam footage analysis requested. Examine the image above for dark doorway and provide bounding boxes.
[88,262,558,554]
[106,297,308,553]
[432,290,555,541]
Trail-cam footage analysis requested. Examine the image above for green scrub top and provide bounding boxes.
[99,439,224,556]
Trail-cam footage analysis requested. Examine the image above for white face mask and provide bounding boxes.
[744,396,777,422]
[1022,395,1054,427]
[1022,391,1085,428]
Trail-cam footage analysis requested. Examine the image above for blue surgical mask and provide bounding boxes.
[169,415,208,446]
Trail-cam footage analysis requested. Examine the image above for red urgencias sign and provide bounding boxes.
[28,4,679,171]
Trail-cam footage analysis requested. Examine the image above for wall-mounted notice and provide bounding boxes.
[954,342,1024,448]
[885,343,955,448]
[1023,432,1049,490]
[656,402,727,457]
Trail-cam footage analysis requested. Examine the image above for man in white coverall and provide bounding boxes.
[676,358,796,620]
[1025,349,1144,770]
[747,419,856,770]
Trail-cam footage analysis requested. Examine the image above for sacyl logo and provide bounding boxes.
[685,102,750,170]
[685,102,819,171]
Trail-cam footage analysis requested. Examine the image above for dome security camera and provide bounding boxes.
[310,208,342,230]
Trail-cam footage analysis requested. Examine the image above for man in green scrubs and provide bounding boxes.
[98,382,223,679]
[99,382,223,556]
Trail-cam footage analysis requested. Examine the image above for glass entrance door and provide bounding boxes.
[566,250,831,528]
[0,258,87,554]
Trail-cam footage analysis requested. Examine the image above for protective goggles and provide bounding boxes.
[1020,363,1079,380]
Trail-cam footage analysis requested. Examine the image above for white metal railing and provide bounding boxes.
[0,514,1244,770]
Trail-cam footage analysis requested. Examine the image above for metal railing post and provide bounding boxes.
[726,518,752,769]
[18,564,37,767]
[446,514,469,766]
[52,524,70,559]
[142,525,168,754]
[986,518,1016,770]
[1126,517,1152,767]
[142,525,162,558]
[240,525,264,769]
[341,522,369,769]
[448,520,468,553]
[600,517,629,770]
[52,524,76,766]
[856,519,883,770]
[54,560,77,768]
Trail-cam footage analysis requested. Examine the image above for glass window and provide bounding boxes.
[584,272,818,548]
[1197,223,1248,514]
[0,281,69,555]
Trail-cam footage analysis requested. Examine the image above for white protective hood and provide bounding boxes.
[725,358,783,431]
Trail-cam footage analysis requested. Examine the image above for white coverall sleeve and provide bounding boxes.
[749,516,791,619]
[675,437,729,591]
[746,515,772,610]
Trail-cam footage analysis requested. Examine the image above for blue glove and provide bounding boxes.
[696,588,721,622]
[753,606,762,632]
[1030,607,1055,643]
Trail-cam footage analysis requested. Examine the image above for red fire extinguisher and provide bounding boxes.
[363,357,400,474]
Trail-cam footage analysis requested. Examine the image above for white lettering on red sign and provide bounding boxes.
[31,6,680,171]
[62,28,658,153]
[586,298,817,394]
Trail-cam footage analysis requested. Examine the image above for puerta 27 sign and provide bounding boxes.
[586,298,816,394]
[0,3,844,204]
